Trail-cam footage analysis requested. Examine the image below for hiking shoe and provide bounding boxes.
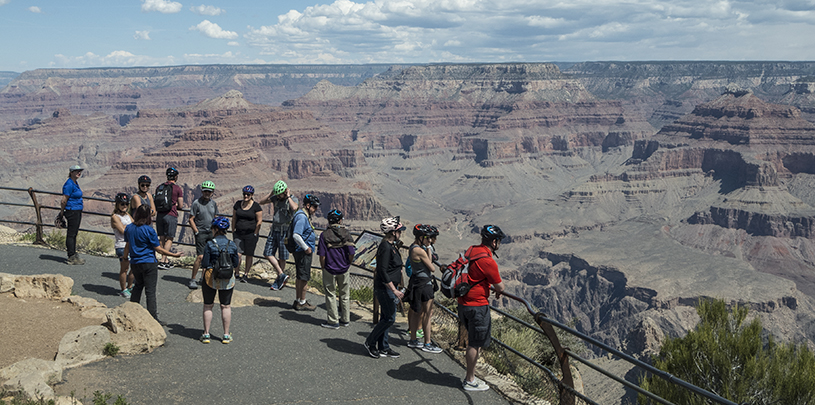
[222,334,233,344]
[297,301,316,311]
[340,321,350,327]
[463,379,490,391]
[321,322,340,329]
[379,348,400,358]
[292,300,301,310]
[119,289,131,298]
[188,279,199,289]
[278,273,290,289]
[200,334,211,344]
[270,281,280,291]
[66,255,79,265]
[416,328,424,339]
[408,339,423,348]
[363,342,379,358]
[74,256,85,265]
[422,343,443,354]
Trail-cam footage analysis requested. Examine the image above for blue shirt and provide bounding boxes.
[62,178,83,211]
[292,209,315,252]
[124,223,160,264]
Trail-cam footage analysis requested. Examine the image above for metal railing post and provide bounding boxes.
[27,187,46,245]
[535,313,576,405]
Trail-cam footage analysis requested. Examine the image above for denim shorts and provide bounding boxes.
[116,247,127,262]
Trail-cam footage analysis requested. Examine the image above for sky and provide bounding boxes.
[1,0,815,72]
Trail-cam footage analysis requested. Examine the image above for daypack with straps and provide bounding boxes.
[210,239,235,280]
[284,210,309,253]
[440,246,490,299]
[154,183,173,213]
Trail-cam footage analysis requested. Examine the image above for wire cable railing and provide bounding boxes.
[0,185,739,405]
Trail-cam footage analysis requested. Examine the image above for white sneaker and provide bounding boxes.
[462,379,490,391]
[188,279,199,289]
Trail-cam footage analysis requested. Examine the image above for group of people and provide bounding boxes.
[62,164,506,392]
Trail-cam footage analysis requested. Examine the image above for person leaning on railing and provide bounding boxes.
[60,165,85,265]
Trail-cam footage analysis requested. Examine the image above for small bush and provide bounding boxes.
[350,285,374,302]
[308,269,324,291]
[103,342,119,357]
[44,229,66,247]
[76,232,113,255]
[17,232,37,243]
[92,391,128,405]
[0,391,56,405]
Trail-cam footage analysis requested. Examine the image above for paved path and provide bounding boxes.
[0,244,511,405]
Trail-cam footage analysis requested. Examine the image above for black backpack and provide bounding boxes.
[210,240,234,279]
[154,183,173,213]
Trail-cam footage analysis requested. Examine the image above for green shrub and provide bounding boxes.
[44,229,66,248]
[103,342,119,357]
[0,391,56,405]
[76,232,113,255]
[17,232,37,243]
[350,285,374,302]
[639,298,815,405]
[92,391,128,405]
[308,269,324,291]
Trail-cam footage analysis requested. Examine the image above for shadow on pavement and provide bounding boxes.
[166,322,203,341]
[279,309,323,326]
[162,274,191,286]
[82,283,120,296]
[387,359,462,388]
[320,337,369,357]
[101,272,119,281]
[39,254,66,263]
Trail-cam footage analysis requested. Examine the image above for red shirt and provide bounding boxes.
[457,244,502,307]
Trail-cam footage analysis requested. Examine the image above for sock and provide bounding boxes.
[299,299,306,305]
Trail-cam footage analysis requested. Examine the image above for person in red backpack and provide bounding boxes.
[459,225,505,392]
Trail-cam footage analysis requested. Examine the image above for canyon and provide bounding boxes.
[4,63,815,402]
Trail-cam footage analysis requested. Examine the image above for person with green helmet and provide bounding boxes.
[258,180,298,290]
[188,180,218,289]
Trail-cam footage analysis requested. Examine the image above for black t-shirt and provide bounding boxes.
[233,200,262,234]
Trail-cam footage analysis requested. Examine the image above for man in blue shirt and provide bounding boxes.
[291,194,320,311]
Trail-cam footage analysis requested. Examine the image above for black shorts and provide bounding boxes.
[194,230,213,255]
[293,250,312,281]
[460,305,491,348]
[234,233,259,256]
[408,280,434,312]
[202,282,234,306]
[156,213,177,238]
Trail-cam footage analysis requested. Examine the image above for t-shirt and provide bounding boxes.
[124,223,160,264]
[190,197,218,231]
[457,244,502,307]
[317,226,356,275]
[160,182,183,217]
[62,178,83,211]
[271,196,299,230]
[291,209,315,253]
[373,239,403,291]
[232,200,262,234]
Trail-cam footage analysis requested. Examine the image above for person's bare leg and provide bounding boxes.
[221,305,231,335]
[203,304,213,334]
[465,346,481,382]
[408,308,420,341]
[119,260,129,291]
[421,300,434,344]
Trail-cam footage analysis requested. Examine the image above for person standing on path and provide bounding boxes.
[363,216,406,359]
[111,193,134,298]
[291,194,320,311]
[318,209,356,329]
[459,225,506,392]
[60,165,85,265]
[232,185,262,282]
[200,216,240,344]
[406,224,442,354]
[258,180,298,290]
[155,167,184,269]
[130,175,156,218]
[124,205,183,322]
[188,181,218,289]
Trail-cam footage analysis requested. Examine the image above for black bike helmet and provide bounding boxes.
[303,194,321,207]
[326,209,343,224]
[138,175,151,185]
[427,225,439,238]
[166,167,179,178]
[115,192,130,205]
[480,225,505,242]
[413,224,434,238]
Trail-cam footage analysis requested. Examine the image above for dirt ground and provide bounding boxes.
[0,293,102,369]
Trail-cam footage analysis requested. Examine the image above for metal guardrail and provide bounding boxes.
[0,185,739,405]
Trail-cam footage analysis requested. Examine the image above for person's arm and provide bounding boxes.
[492,281,505,299]
[189,203,199,234]
[376,243,403,299]
[230,242,240,269]
[155,244,182,257]
[147,194,156,216]
[130,195,140,214]
[258,192,273,205]
[60,195,68,215]
[415,246,435,273]
[231,206,238,234]
[176,186,184,211]
[253,205,262,236]
[286,190,299,211]
[202,242,212,268]
[123,242,130,260]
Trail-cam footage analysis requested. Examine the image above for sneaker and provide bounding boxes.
[321,322,340,329]
[408,339,423,348]
[270,281,280,291]
[363,342,379,358]
[165,262,175,269]
[222,334,233,344]
[292,300,301,310]
[340,321,350,327]
[188,279,199,289]
[239,275,247,283]
[416,328,424,339]
[463,379,490,392]
[66,255,79,265]
[422,343,443,354]
[278,273,290,289]
[74,256,85,265]
[200,333,211,344]
[157,262,168,270]
[297,301,316,311]
[119,289,131,298]
[379,348,400,358]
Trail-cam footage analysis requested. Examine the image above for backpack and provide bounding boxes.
[440,246,490,299]
[284,211,307,253]
[210,240,234,280]
[154,183,173,213]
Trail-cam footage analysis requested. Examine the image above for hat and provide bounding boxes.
[69,165,83,172]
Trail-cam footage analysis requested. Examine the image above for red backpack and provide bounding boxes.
[440,246,490,298]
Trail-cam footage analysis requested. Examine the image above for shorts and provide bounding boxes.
[293,250,313,281]
[202,282,234,306]
[115,247,128,262]
[263,228,289,261]
[408,279,434,312]
[156,213,178,238]
[234,232,259,256]
[459,305,491,348]
[195,230,213,256]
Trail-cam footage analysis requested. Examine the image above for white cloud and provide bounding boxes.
[190,20,239,39]
[141,0,182,14]
[53,51,172,68]
[0,0,10,6]
[190,5,225,16]
[134,30,151,40]
[227,41,240,46]
[28,6,42,13]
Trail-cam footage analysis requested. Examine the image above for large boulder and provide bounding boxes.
[55,325,111,368]
[104,302,166,354]
[13,274,73,299]
[0,358,62,399]
[62,296,109,322]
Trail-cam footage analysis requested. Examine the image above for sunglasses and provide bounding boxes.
[243,193,252,196]
[139,184,150,188]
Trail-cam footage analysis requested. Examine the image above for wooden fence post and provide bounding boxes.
[27,188,46,245]
[535,313,576,405]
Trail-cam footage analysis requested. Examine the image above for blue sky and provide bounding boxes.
[1,0,815,72]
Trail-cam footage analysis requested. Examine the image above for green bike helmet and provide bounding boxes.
[273,180,288,196]
[201,180,215,191]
